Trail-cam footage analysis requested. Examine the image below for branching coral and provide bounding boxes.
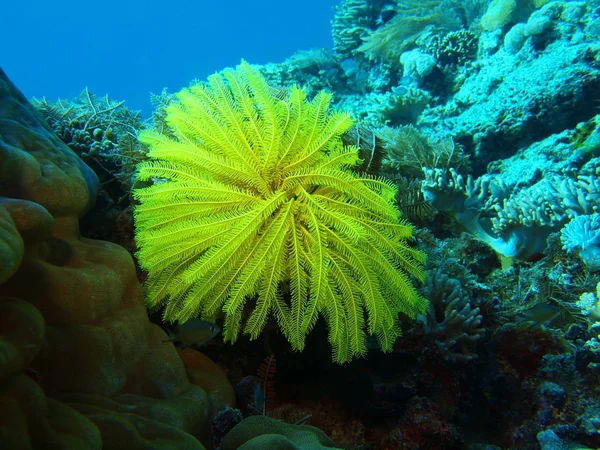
[134,62,428,363]
[420,269,485,362]
[426,30,479,70]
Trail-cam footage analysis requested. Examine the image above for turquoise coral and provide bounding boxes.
[561,214,600,270]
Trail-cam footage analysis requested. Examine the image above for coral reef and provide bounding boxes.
[561,214,600,271]
[260,49,347,99]
[331,0,387,61]
[380,125,470,178]
[336,85,432,126]
[421,1,600,173]
[426,29,479,70]
[32,89,146,193]
[11,0,600,447]
[357,0,466,62]
[481,0,553,31]
[2,61,348,450]
[31,89,148,251]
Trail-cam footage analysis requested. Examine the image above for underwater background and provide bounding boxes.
[2,0,339,115]
[1,0,600,449]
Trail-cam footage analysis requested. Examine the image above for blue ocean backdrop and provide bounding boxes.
[2,0,338,115]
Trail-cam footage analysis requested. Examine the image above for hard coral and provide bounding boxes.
[391,397,462,450]
[421,3,600,172]
[480,0,553,31]
[0,203,24,284]
[421,269,485,363]
[481,0,517,31]
[358,0,464,62]
[427,30,479,70]
[0,67,229,449]
[496,323,565,380]
[220,416,342,450]
[32,88,147,193]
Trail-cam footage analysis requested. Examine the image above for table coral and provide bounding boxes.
[422,166,600,260]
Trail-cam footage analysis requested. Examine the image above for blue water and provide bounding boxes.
[2,0,339,116]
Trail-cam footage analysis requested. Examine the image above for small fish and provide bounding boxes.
[516,303,561,326]
[162,319,220,349]
[253,381,264,402]
[25,367,43,384]
[250,381,266,415]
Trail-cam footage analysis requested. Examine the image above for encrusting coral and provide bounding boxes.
[134,61,428,364]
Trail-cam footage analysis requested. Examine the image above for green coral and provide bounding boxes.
[220,416,341,450]
[134,62,428,363]
[480,0,551,31]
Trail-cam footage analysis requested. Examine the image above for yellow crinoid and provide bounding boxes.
[133,61,427,363]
